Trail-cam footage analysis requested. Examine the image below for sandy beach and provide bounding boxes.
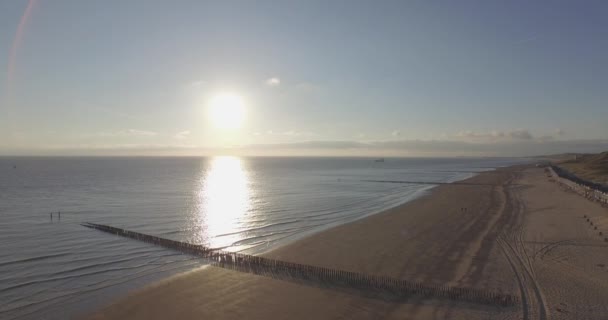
[87,165,608,320]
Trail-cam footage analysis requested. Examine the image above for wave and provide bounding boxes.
[0,253,72,268]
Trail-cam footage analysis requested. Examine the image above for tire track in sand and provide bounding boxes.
[498,180,548,320]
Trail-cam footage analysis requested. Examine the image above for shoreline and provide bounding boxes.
[260,165,519,281]
[248,182,438,256]
[87,163,608,319]
[87,165,522,319]
[233,167,486,256]
[244,167,483,256]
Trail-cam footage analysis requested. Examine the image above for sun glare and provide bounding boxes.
[208,92,246,129]
[194,157,252,249]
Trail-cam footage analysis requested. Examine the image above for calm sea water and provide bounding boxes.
[0,156,529,319]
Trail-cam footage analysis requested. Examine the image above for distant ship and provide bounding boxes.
[374,158,385,163]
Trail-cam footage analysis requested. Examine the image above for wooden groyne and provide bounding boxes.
[82,222,519,307]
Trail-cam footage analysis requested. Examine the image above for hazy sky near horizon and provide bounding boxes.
[1,0,607,156]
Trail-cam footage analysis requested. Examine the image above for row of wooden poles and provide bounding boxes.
[547,166,608,205]
[82,222,519,307]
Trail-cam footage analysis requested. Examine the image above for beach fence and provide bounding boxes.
[546,166,608,205]
[82,222,518,307]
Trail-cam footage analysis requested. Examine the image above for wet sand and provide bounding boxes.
[87,165,608,319]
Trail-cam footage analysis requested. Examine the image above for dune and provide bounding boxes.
[558,151,608,186]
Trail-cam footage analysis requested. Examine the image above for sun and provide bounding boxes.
[208,92,246,129]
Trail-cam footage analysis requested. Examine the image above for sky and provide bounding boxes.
[1,0,607,157]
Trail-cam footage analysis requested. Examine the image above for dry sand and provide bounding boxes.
[87,166,608,320]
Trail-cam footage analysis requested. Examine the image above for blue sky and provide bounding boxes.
[1,0,607,156]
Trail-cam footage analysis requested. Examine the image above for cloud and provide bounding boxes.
[455,130,503,139]
[515,34,539,45]
[242,127,598,156]
[187,80,204,88]
[282,130,316,137]
[455,129,533,141]
[265,77,280,87]
[174,130,191,140]
[126,129,157,136]
[508,129,533,140]
[249,140,368,150]
[6,138,607,157]
[537,135,555,142]
[257,130,317,137]
[2,143,201,156]
[242,138,608,157]
[96,129,157,137]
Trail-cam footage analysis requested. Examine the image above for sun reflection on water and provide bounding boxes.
[194,156,252,249]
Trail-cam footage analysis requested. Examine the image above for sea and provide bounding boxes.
[0,156,530,319]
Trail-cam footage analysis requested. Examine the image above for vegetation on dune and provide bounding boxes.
[559,151,608,186]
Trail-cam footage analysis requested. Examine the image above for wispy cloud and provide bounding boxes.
[242,138,608,157]
[282,130,316,137]
[187,80,204,88]
[125,129,157,136]
[515,34,539,45]
[509,129,533,140]
[96,129,157,137]
[243,127,601,156]
[249,140,367,150]
[174,130,191,140]
[455,128,533,141]
[537,135,555,142]
[265,77,280,87]
[7,138,607,157]
[255,130,317,137]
